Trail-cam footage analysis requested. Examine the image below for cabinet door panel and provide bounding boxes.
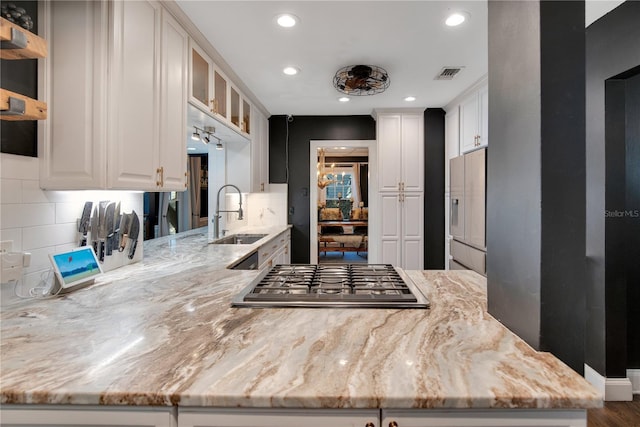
[159,10,188,190]
[1,405,173,426]
[180,407,378,427]
[401,114,424,192]
[42,0,107,189]
[478,85,489,148]
[382,409,587,427]
[109,0,160,189]
[459,94,478,153]
[464,149,486,249]
[380,193,402,265]
[402,192,423,270]
[377,114,402,192]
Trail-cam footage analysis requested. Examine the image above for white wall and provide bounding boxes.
[0,153,143,303]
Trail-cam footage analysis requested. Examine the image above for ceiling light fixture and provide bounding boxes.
[192,126,216,145]
[445,12,466,27]
[276,13,298,28]
[338,97,350,102]
[215,141,224,150]
[283,66,299,76]
[187,147,196,151]
[333,65,390,96]
[404,96,416,102]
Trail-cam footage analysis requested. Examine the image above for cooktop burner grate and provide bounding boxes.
[232,264,430,308]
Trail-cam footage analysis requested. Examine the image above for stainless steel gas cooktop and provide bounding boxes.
[231,264,430,308]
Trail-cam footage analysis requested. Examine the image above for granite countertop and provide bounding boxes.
[0,227,602,409]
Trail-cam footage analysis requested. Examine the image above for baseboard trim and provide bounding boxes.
[585,364,633,401]
[628,369,640,395]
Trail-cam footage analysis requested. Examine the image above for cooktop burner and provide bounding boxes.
[232,264,430,308]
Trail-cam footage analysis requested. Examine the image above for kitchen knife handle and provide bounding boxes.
[106,236,113,256]
[128,239,138,260]
[119,234,128,252]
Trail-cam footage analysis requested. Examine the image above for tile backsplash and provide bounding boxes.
[0,153,143,303]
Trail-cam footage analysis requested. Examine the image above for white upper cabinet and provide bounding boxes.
[460,84,488,153]
[188,40,252,138]
[250,108,269,193]
[376,110,424,193]
[40,0,108,189]
[41,0,188,191]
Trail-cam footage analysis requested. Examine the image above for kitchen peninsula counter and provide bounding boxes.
[0,227,601,411]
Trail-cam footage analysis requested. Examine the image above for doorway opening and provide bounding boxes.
[309,140,378,264]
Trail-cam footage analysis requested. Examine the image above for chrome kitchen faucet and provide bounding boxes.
[214,184,244,239]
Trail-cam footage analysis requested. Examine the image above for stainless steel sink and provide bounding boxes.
[212,233,268,245]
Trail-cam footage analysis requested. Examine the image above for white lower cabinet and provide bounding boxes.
[0,405,176,427]
[379,192,423,270]
[179,408,379,427]
[0,406,588,427]
[381,409,587,427]
[258,230,291,269]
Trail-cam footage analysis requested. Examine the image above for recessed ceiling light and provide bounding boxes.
[283,66,299,76]
[404,96,416,102]
[445,12,466,27]
[276,13,298,28]
[338,97,350,102]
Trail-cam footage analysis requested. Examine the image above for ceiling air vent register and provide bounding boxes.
[435,66,464,80]
[333,65,390,96]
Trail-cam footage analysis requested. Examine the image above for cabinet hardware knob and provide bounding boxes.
[260,183,265,192]
[389,422,398,427]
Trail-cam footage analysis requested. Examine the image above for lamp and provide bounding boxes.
[215,141,224,150]
[333,65,390,96]
[192,127,201,141]
[317,148,335,189]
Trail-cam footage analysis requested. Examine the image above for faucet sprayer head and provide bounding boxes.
[238,206,244,221]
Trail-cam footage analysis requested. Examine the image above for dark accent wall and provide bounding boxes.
[488,1,586,372]
[586,1,640,376]
[268,115,376,263]
[626,72,640,369]
[424,109,445,269]
[0,0,38,157]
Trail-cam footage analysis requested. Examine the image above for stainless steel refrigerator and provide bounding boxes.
[449,148,486,275]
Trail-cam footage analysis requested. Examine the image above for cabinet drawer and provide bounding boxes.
[450,239,485,275]
[449,259,468,270]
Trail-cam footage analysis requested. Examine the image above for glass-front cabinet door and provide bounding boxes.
[213,70,227,118]
[242,99,251,134]
[230,86,240,128]
[189,42,213,112]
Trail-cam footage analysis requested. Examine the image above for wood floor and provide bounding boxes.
[588,394,640,427]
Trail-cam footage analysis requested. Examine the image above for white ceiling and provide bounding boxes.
[176,1,489,116]
[177,0,625,139]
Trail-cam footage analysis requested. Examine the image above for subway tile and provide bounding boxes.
[23,246,56,275]
[0,179,22,204]
[0,228,22,251]
[0,153,38,180]
[22,180,51,203]
[23,222,78,250]
[56,201,86,225]
[1,203,55,229]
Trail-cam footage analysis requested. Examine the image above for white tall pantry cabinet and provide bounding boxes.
[375,110,424,270]
[40,0,188,191]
